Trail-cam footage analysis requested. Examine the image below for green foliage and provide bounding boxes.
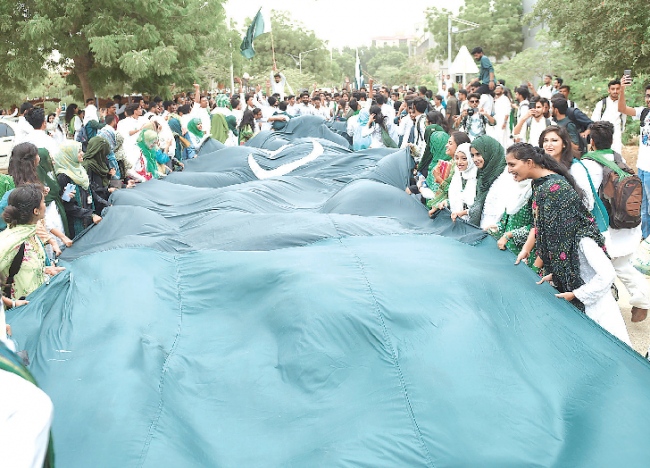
[426,0,524,64]
[532,0,650,77]
[0,0,227,99]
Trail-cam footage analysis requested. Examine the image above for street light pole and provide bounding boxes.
[447,17,479,76]
[298,48,319,74]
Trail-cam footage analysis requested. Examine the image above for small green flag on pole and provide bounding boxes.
[240,8,271,59]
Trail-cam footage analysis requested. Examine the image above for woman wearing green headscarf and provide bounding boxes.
[416,111,450,177]
[456,135,512,229]
[54,141,102,237]
[82,136,113,212]
[131,129,172,181]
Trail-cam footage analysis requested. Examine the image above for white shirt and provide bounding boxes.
[592,97,625,153]
[312,105,330,121]
[15,116,33,140]
[537,84,554,99]
[190,103,211,136]
[270,72,293,100]
[294,103,314,117]
[116,116,143,162]
[634,107,650,172]
[17,129,60,159]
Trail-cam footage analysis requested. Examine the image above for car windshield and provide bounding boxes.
[0,123,15,138]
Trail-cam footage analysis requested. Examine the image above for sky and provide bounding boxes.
[224,0,462,49]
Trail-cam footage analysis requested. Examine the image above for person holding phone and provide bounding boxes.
[618,71,650,238]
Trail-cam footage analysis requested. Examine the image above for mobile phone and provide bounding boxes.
[61,183,75,202]
[624,69,632,84]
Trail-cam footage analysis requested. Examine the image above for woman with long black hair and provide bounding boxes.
[361,105,397,148]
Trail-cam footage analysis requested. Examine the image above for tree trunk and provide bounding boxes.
[73,53,95,100]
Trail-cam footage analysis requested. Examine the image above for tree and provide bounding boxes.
[532,0,650,76]
[0,0,227,99]
[426,0,523,64]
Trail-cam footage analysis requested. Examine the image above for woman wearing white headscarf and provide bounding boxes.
[445,143,477,222]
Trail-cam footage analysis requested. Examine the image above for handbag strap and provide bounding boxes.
[3,242,26,298]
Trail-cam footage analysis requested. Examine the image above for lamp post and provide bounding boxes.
[447,17,479,76]
[298,48,319,74]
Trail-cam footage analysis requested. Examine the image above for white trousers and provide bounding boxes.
[612,253,650,309]
[0,370,53,468]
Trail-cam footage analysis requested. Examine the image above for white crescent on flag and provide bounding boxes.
[248,141,324,179]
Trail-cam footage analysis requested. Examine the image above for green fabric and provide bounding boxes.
[36,148,70,237]
[215,94,230,109]
[417,124,446,174]
[582,149,630,179]
[240,8,267,59]
[6,125,650,467]
[238,124,254,145]
[225,115,239,136]
[82,137,111,187]
[54,141,89,190]
[0,174,15,201]
[136,130,160,180]
[0,224,47,300]
[210,113,229,143]
[491,201,536,269]
[188,118,204,139]
[468,135,506,226]
[532,174,606,311]
[380,128,398,148]
[422,130,450,180]
[425,165,455,209]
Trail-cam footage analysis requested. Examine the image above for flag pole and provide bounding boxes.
[270,29,278,70]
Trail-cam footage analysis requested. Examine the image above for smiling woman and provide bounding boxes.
[505,142,631,343]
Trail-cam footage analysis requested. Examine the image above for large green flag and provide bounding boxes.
[240,8,270,59]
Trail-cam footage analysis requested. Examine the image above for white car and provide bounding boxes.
[0,118,17,173]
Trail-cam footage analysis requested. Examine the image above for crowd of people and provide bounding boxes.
[0,47,649,466]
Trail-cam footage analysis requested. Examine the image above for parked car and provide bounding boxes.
[0,118,18,173]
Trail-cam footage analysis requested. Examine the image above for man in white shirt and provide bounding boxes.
[618,77,650,240]
[18,107,59,159]
[591,79,625,153]
[575,121,649,322]
[537,74,554,99]
[270,69,293,101]
[492,84,512,148]
[294,92,314,117]
[190,83,211,136]
[286,95,298,117]
[15,102,35,140]
[311,96,331,121]
[513,97,551,146]
[116,103,147,162]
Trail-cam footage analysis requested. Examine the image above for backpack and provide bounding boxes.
[75,124,89,151]
[525,117,551,144]
[640,108,650,128]
[581,151,642,229]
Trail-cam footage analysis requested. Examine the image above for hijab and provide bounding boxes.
[448,143,478,213]
[136,129,160,179]
[532,174,605,311]
[82,136,111,187]
[215,94,230,109]
[418,124,447,175]
[468,135,506,226]
[422,130,450,177]
[54,141,89,190]
[187,118,204,138]
[36,147,70,236]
